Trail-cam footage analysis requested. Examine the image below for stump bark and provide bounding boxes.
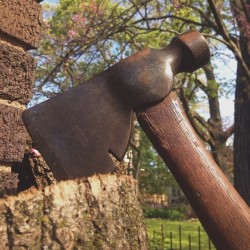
[0,174,149,249]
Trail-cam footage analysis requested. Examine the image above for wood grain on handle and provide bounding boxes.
[137,92,250,250]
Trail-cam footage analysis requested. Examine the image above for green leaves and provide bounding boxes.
[138,128,177,195]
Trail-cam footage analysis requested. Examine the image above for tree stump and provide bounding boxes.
[0,175,149,249]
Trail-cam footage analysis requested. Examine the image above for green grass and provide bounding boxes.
[146,218,216,250]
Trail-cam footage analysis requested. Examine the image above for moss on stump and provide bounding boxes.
[0,175,149,249]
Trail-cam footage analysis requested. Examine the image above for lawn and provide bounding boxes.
[146,218,216,250]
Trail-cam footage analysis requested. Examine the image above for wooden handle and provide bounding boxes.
[137,92,250,250]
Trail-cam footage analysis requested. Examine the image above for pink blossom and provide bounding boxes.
[68,30,78,39]
[72,14,82,22]
[90,3,98,13]
[72,14,88,26]
[89,3,103,16]
[31,148,41,157]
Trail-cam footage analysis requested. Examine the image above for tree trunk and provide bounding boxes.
[234,33,250,205]
[232,0,250,205]
[0,175,149,249]
[203,62,229,173]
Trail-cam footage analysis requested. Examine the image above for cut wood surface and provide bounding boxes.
[0,174,149,250]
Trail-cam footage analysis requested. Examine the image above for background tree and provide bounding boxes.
[229,0,250,205]
[34,0,249,204]
[137,128,177,195]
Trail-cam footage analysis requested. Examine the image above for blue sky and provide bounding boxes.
[43,0,58,3]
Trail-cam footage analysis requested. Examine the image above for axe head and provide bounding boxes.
[23,31,210,180]
[23,76,133,180]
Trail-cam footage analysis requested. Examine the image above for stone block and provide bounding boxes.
[0,172,18,197]
[0,104,27,162]
[0,0,42,49]
[0,42,36,104]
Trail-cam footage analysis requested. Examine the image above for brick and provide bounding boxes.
[0,0,42,49]
[0,42,36,104]
[0,172,19,197]
[0,104,28,162]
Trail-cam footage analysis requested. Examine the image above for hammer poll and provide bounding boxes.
[23,31,250,249]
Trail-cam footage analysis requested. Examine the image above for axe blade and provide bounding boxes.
[23,75,133,180]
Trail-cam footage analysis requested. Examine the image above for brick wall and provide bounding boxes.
[0,0,43,197]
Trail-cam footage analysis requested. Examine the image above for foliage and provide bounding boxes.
[138,128,177,194]
[144,206,184,221]
[143,203,197,221]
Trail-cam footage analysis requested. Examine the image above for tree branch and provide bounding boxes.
[207,0,250,81]
[178,88,213,145]
[131,14,205,27]
[224,124,235,139]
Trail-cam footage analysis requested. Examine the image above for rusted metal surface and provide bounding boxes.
[23,31,209,180]
[23,77,133,180]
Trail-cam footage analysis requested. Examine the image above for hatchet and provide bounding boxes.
[23,31,250,249]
